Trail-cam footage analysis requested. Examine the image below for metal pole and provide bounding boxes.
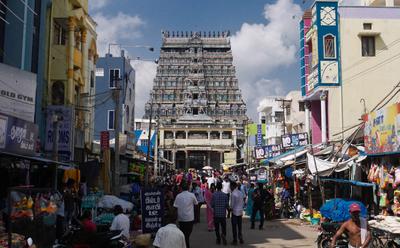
[154,125,158,177]
[113,77,121,194]
[52,115,59,190]
[145,99,153,187]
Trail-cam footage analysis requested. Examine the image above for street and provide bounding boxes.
[189,207,317,248]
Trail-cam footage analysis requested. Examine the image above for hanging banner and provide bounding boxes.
[100,131,110,151]
[255,144,283,160]
[256,124,263,146]
[0,63,37,122]
[45,106,74,161]
[363,102,400,155]
[0,114,38,156]
[282,133,309,148]
[141,188,164,233]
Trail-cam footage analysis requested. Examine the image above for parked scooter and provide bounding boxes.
[316,222,348,248]
[53,224,130,248]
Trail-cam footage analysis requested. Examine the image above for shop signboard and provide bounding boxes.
[256,124,263,146]
[0,63,37,122]
[363,102,400,155]
[282,133,309,148]
[100,131,110,151]
[254,144,283,160]
[45,106,74,161]
[141,188,164,233]
[0,114,38,156]
[224,152,236,165]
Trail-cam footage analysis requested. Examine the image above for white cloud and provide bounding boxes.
[130,60,157,118]
[89,0,111,12]
[339,0,363,6]
[242,78,286,120]
[231,0,302,120]
[93,12,145,56]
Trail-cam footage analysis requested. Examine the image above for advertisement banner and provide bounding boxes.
[224,152,236,165]
[141,188,164,233]
[0,114,38,156]
[255,144,283,160]
[0,63,37,122]
[45,106,74,161]
[363,102,400,155]
[282,133,309,148]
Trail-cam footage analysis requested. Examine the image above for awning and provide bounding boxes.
[307,153,362,176]
[321,178,374,187]
[0,151,77,169]
[261,146,307,166]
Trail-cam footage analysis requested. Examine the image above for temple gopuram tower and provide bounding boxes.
[144,31,247,169]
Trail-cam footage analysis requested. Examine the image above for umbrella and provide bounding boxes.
[202,166,213,170]
[320,198,367,222]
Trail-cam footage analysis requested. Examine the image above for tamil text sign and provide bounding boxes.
[255,144,283,160]
[282,133,308,148]
[141,188,164,233]
[0,114,38,156]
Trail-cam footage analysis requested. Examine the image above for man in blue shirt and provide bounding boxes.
[211,182,229,245]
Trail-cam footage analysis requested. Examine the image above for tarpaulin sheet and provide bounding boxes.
[307,153,356,176]
[321,178,374,187]
[320,198,367,222]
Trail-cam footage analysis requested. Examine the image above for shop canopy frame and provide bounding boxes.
[0,151,78,169]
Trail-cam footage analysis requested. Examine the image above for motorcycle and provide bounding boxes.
[53,225,130,248]
[316,222,348,248]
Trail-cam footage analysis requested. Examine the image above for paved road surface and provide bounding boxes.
[188,207,317,248]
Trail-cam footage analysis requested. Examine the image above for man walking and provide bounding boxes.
[211,182,229,245]
[230,181,244,245]
[222,177,231,218]
[174,182,198,248]
[251,183,266,230]
[153,211,186,248]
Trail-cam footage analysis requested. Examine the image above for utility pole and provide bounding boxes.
[275,99,292,136]
[52,114,60,190]
[113,76,121,195]
[145,99,153,187]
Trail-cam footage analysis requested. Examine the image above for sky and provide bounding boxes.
[89,0,360,121]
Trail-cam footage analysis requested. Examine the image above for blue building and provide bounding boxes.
[94,51,135,141]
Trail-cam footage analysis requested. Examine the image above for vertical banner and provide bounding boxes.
[141,188,164,233]
[256,124,263,147]
[100,131,110,151]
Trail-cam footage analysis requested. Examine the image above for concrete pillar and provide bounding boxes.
[305,102,311,140]
[207,131,211,140]
[67,17,76,105]
[173,131,176,139]
[207,151,211,167]
[172,150,176,169]
[185,151,189,170]
[219,151,224,168]
[320,91,327,144]
[219,131,223,140]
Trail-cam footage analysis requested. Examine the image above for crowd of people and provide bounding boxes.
[153,168,275,248]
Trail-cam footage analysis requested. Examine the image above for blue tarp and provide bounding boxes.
[321,178,374,187]
[320,198,367,222]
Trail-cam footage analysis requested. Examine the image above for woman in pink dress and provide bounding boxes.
[204,183,216,231]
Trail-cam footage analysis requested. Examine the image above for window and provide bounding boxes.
[362,36,375,57]
[53,22,66,45]
[141,139,148,147]
[363,23,372,30]
[193,108,199,115]
[323,34,336,58]
[51,81,65,105]
[299,101,305,112]
[109,69,120,88]
[90,71,95,88]
[108,110,115,130]
[193,93,198,100]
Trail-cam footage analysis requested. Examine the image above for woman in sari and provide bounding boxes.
[245,183,260,220]
[204,183,215,231]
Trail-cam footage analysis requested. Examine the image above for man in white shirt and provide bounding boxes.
[153,211,186,248]
[110,205,130,240]
[230,181,244,245]
[173,182,198,248]
[222,177,231,218]
[207,174,217,189]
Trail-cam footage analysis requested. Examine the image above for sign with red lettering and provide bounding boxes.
[100,131,109,151]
